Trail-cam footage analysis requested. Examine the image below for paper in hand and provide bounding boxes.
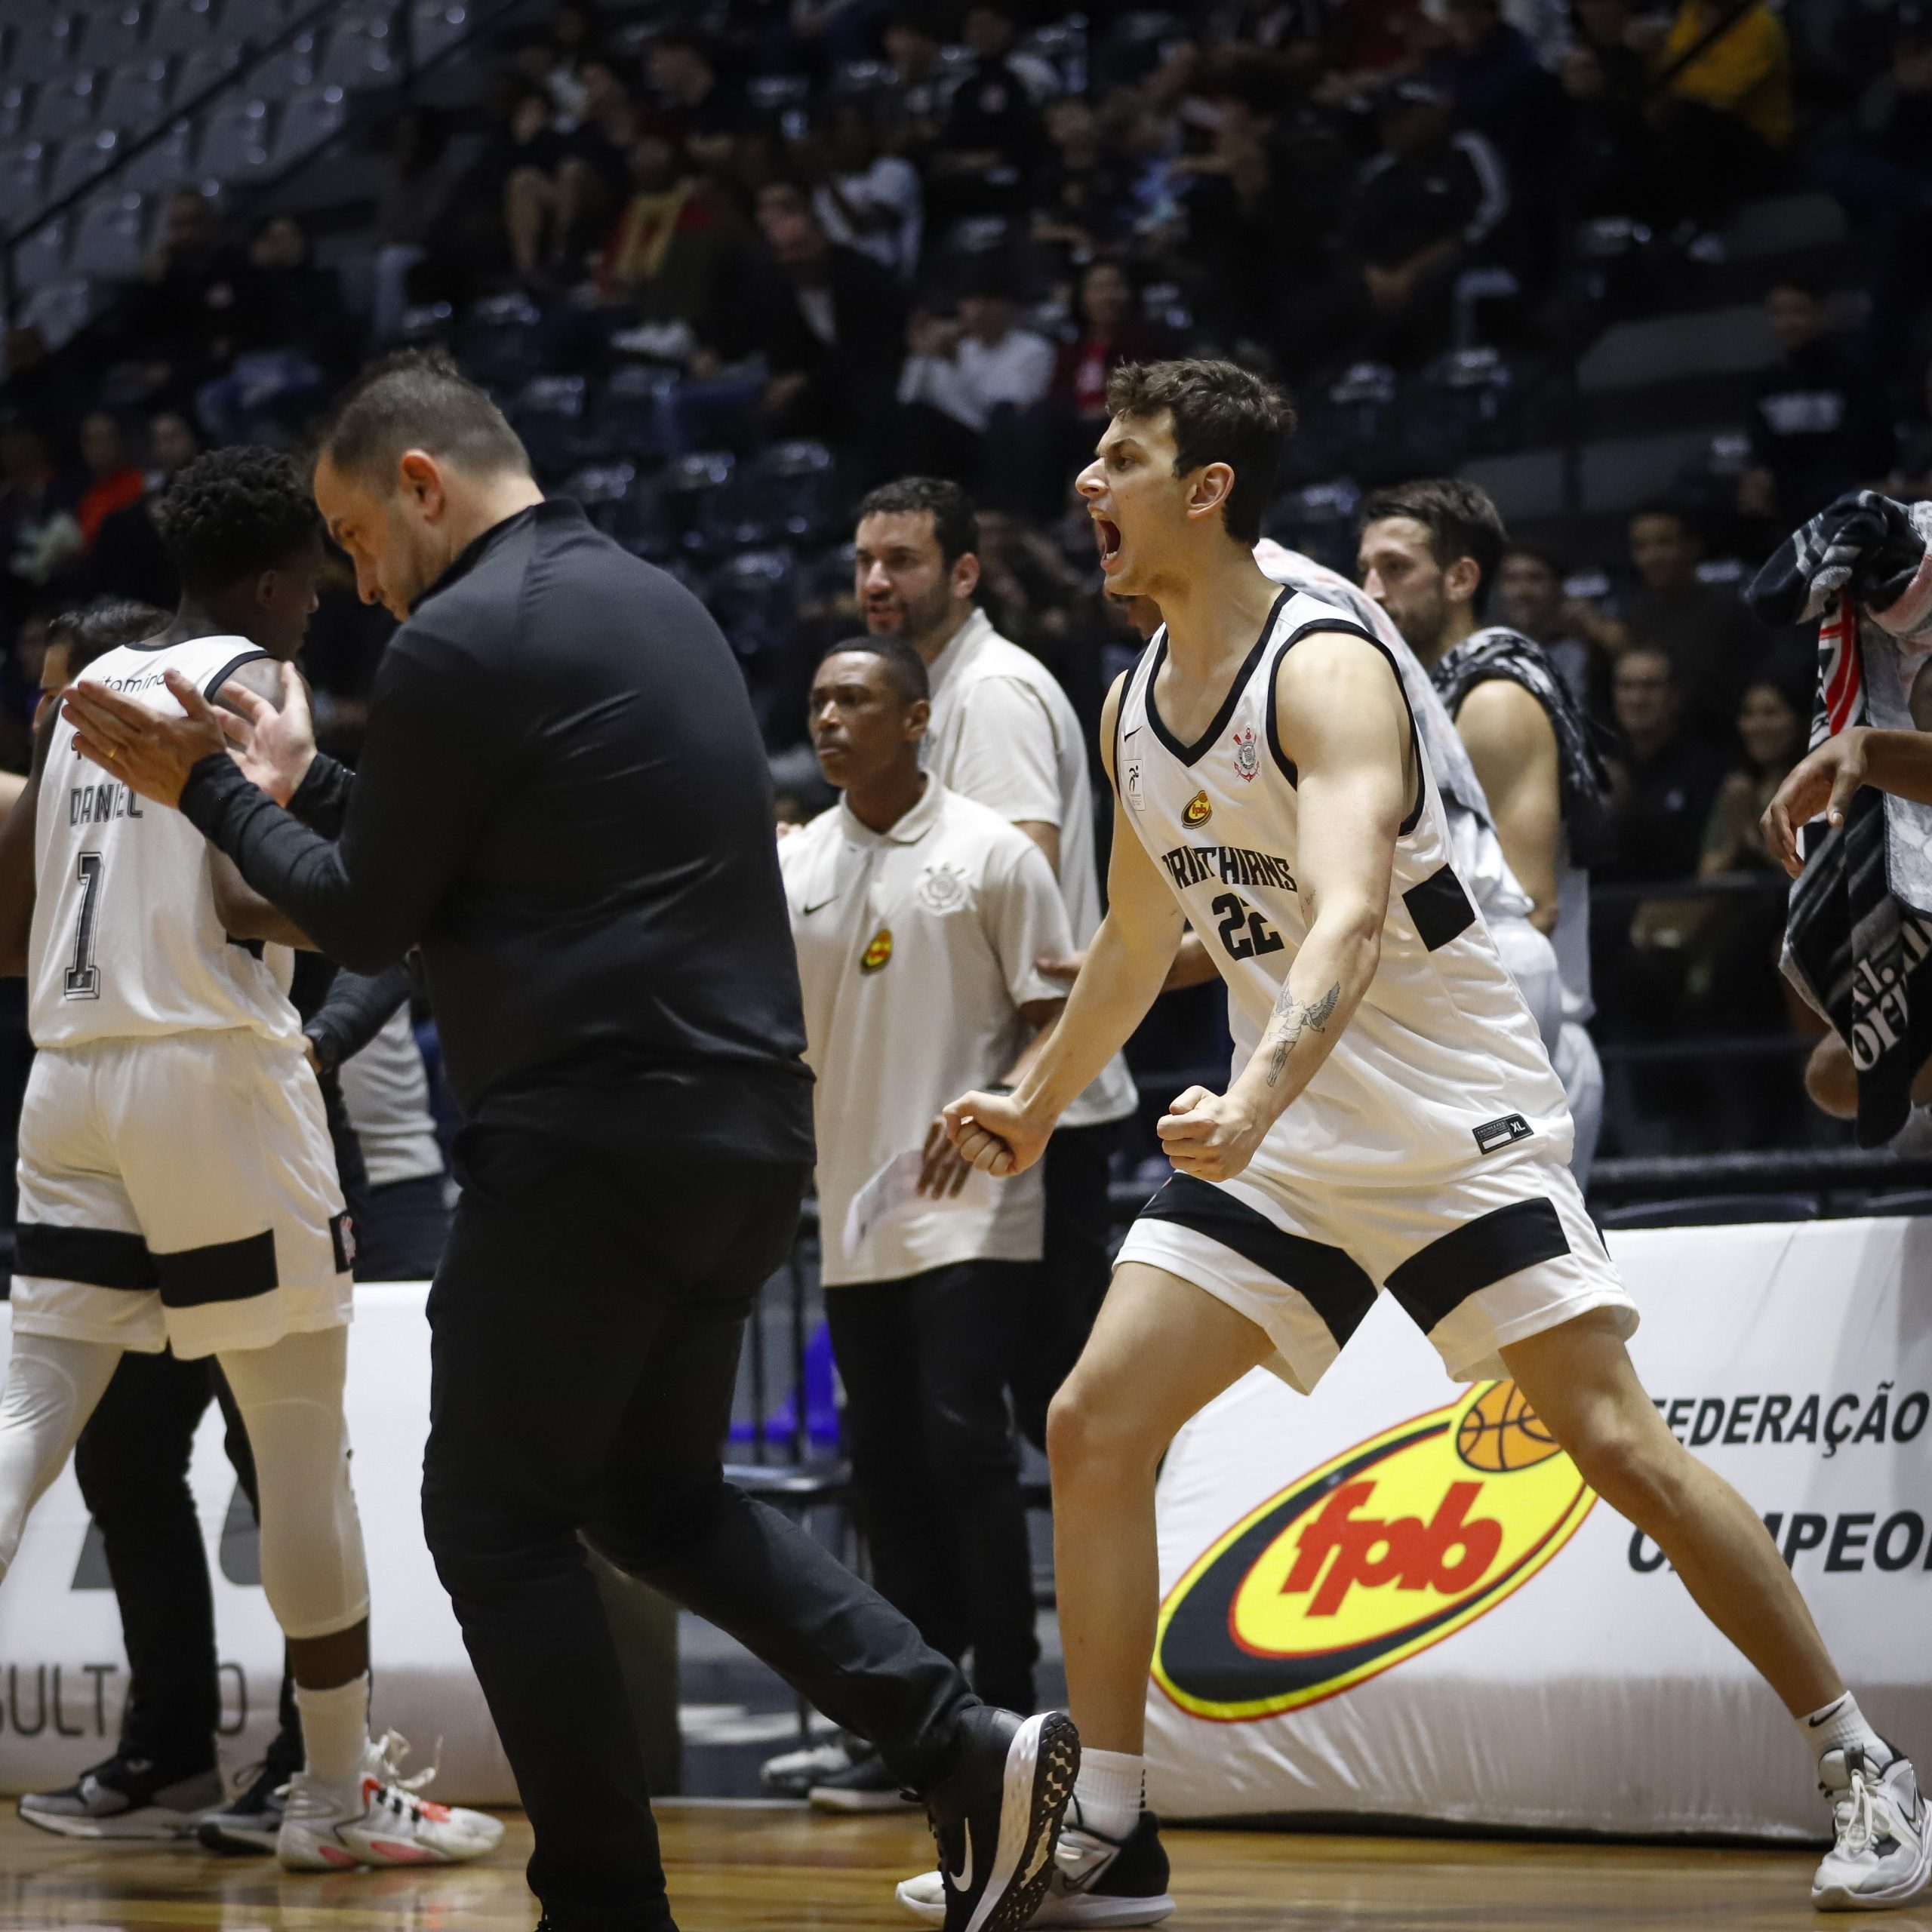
[842,1148,992,1254]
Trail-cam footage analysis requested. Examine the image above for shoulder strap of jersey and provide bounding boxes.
[1109,632,1162,804]
[1265,601,1426,835]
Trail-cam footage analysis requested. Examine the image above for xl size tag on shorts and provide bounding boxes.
[1473,1113,1534,1156]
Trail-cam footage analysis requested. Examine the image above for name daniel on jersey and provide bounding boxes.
[68,781,143,827]
[1158,842,1298,895]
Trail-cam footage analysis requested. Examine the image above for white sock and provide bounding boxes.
[295,1673,371,1789]
[1074,1746,1143,1841]
[1801,1692,1891,1773]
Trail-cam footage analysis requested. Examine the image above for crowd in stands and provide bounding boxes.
[8,0,1932,1158]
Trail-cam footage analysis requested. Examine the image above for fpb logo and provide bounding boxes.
[1153,1381,1595,1721]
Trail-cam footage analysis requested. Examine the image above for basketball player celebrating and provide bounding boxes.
[906,361,1927,1920]
[0,447,502,1872]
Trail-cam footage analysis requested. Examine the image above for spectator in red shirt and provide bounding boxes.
[74,414,144,554]
[1050,260,1161,422]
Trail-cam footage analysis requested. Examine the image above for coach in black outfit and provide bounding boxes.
[61,351,1074,1932]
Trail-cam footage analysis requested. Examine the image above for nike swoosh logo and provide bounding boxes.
[801,897,838,915]
[947,1835,974,1894]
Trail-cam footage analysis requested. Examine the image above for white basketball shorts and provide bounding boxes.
[11,1029,353,1359]
[1114,1145,1635,1394]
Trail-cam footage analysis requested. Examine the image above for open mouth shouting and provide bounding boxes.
[1093,515,1123,572]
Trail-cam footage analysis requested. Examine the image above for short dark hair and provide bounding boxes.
[317,347,531,488]
[1500,541,1564,580]
[857,476,980,568]
[47,597,167,675]
[820,634,931,704]
[1104,359,1293,547]
[1359,477,1506,596]
[153,446,321,594]
[1629,500,1692,534]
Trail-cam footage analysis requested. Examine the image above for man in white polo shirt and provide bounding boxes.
[852,478,1137,1454]
[777,634,1073,1808]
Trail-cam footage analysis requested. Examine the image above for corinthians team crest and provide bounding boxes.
[1153,1380,1594,1720]
[917,863,968,913]
[1232,724,1260,783]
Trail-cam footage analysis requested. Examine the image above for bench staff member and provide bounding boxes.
[782,637,1072,1804]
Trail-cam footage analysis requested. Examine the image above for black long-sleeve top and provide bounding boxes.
[180,498,815,1166]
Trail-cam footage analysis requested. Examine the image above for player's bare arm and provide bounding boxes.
[1454,675,1561,935]
[1762,725,1932,875]
[0,704,64,974]
[946,674,1184,1177]
[1155,629,1406,1182]
[204,661,317,948]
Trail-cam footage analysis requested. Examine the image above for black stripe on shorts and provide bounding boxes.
[155,1229,280,1307]
[1385,1197,1570,1334]
[15,1221,159,1289]
[1135,1173,1377,1351]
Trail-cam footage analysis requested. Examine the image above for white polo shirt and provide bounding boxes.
[781,779,1073,1287]
[922,608,1139,1129]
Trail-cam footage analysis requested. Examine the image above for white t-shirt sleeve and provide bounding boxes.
[947,678,1063,828]
[986,836,1075,1010]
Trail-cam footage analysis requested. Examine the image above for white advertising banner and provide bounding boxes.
[0,1284,518,1804]
[1147,1218,1932,1839]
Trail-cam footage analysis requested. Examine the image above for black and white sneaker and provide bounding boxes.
[921,1707,1080,1932]
[761,1734,858,1799]
[17,1753,223,1840]
[897,1805,1174,1926]
[198,1758,293,1855]
[811,1746,921,1814]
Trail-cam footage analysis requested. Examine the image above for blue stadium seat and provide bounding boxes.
[1,138,48,214]
[1260,479,1362,578]
[11,211,71,293]
[146,0,220,57]
[99,58,171,131]
[585,362,675,463]
[29,72,103,144]
[663,450,736,552]
[7,19,85,86]
[49,128,126,202]
[249,34,323,102]
[268,82,345,169]
[408,0,470,63]
[706,547,800,663]
[170,42,244,103]
[316,11,398,91]
[122,116,193,192]
[195,95,274,182]
[455,291,545,388]
[723,440,838,548]
[83,8,154,72]
[70,190,148,280]
[509,374,588,474]
[559,460,670,557]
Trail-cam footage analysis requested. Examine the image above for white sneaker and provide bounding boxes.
[760,1735,854,1798]
[276,1732,506,1871]
[1814,1746,1932,1910]
[897,1806,1175,1926]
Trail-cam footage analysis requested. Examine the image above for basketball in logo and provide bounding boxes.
[1183,789,1213,826]
[1455,1380,1562,1473]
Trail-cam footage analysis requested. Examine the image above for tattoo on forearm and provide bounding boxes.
[1265,980,1340,1087]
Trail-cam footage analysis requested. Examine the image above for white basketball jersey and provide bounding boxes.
[30,634,300,1051]
[1118,590,1569,1186]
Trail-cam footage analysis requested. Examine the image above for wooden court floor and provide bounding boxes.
[0,1801,1924,1931]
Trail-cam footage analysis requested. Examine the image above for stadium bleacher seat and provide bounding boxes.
[12,214,71,294]
[8,19,84,86]
[171,41,244,103]
[99,57,171,130]
[70,190,148,279]
[317,10,398,91]
[0,86,30,140]
[721,440,839,549]
[85,8,154,71]
[706,546,801,661]
[585,363,676,463]
[30,72,104,144]
[1,137,48,213]
[122,117,194,192]
[509,374,589,473]
[409,2,472,64]
[457,292,545,389]
[147,0,220,59]
[195,94,273,180]
[251,35,323,102]
[49,128,126,202]
[269,82,345,169]
[663,450,736,552]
